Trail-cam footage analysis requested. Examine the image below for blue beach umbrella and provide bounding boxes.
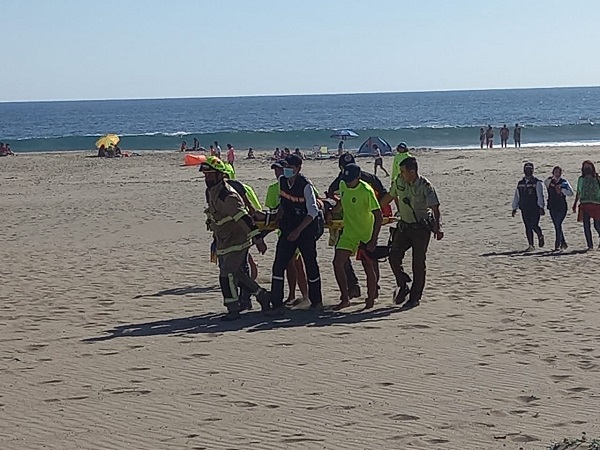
[330,129,359,140]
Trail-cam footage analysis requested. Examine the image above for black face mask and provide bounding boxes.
[524,169,533,177]
[583,167,593,176]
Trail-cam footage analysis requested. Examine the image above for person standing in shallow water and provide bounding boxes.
[512,162,545,251]
[572,160,600,250]
[500,124,510,148]
[485,125,494,148]
[514,123,522,148]
[479,128,486,149]
[544,166,574,251]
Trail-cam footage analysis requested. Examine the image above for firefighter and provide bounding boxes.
[200,156,270,321]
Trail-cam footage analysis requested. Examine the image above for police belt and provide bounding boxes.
[397,220,431,231]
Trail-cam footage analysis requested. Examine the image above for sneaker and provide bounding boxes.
[309,302,324,312]
[538,235,545,248]
[525,246,535,252]
[256,289,271,313]
[290,298,311,310]
[393,285,410,306]
[348,285,361,299]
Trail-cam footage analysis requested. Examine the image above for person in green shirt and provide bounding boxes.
[391,142,412,181]
[380,157,443,310]
[572,160,600,250]
[265,160,309,306]
[333,163,383,310]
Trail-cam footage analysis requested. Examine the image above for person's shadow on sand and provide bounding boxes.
[481,249,589,257]
[83,306,405,343]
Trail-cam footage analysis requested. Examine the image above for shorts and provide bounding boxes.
[335,230,366,254]
[374,158,383,166]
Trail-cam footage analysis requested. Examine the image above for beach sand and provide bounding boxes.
[1,146,599,449]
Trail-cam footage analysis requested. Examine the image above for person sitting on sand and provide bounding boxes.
[0,143,9,156]
[273,147,281,159]
[180,141,187,152]
[106,146,115,158]
[247,148,255,159]
[97,144,107,158]
[294,148,304,159]
[114,145,122,157]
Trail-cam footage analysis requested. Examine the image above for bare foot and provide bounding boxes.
[333,300,351,311]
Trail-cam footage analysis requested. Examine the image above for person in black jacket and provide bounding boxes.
[328,152,388,300]
[268,154,323,315]
[512,162,546,251]
[544,166,574,251]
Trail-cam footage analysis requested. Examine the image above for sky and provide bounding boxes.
[1,0,600,102]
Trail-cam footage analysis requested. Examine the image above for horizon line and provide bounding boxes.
[2,84,599,104]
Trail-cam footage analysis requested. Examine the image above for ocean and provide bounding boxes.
[1,87,599,153]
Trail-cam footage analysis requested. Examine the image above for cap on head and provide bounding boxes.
[398,142,408,151]
[285,154,303,168]
[270,160,285,169]
[338,152,355,168]
[524,162,534,170]
[341,163,361,183]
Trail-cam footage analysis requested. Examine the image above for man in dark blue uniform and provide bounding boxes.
[512,162,545,251]
[269,154,323,315]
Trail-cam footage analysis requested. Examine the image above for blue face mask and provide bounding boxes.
[283,168,295,178]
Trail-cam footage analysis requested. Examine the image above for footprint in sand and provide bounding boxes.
[568,387,590,393]
[232,401,258,408]
[390,414,420,421]
[517,395,540,404]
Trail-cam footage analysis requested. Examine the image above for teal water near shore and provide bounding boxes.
[1,87,599,152]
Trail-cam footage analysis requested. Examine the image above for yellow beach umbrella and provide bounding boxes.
[95,134,120,149]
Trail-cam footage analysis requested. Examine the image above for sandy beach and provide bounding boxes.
[1,146,599,449]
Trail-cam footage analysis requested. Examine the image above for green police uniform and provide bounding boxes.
[389,175,440,305]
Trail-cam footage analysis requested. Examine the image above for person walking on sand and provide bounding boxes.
[514,123,522,148]
[226,143,235,167]
[512,162,546,251]
[200,156,270,321]
[500,124,510,148]
[379,157,443,310]
[544,166,574,251]
[572,160,600,250]
[332,163,383,310]
[267,154,323,316]
[214,141,222,158]
[391,142,412,181]
[485,125,494,148]
[327,152,390,301]
[264,160,310,307]
[479,128,486,149]
[373,144,389,177]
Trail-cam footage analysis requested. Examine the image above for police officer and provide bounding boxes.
[200,156,270,321]
[380,157,443,310]
[269,154,323,315]
[512,162,545,251]
[327,152,388,299]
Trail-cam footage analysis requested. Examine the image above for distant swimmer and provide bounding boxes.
[514,123,522,148]
[512,162,545,252]
[485,125,494,148]
[500,124,510,148]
